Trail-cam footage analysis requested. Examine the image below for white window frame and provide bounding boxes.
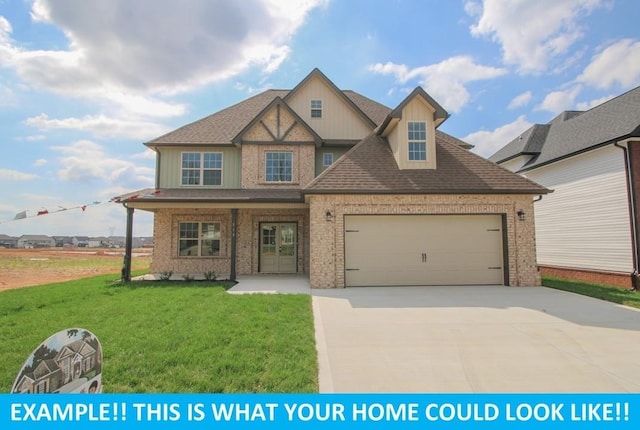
[178,222,221,257]
[265,151,293,182]
[407,121,427,161]
[181,152,223,186]
[323,152,334,167]
[310,99,322,118]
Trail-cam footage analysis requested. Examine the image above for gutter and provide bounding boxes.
[614,141,640,290]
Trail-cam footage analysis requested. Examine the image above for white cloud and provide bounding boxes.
[25,113,171,140]
[0,168,38,180]
[576,94,616,111]
[536,85,582,113]
[1,0,325,98]
[466,0,605,73]
[52,140,154,188]
[464,115,533,157]
[508,91,533,109]
[369,57,507,113]
[33,158,48,167]
[578,39,640,89]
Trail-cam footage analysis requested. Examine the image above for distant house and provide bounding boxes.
[52,236,73,247]
[490,86,640,289]
[17,235,56,248]
[0,234,18,248]
[72,236,89,247]
[88,237,110,248]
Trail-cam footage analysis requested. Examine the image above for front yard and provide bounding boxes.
[543,276,640,310]
[0,275,318,393]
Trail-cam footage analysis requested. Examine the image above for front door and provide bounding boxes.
[260,223,297,273]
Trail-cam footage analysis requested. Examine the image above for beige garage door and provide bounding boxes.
[344,215,504,286]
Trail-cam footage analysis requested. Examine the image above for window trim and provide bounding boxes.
[180,152,223,187]
[310,99,322,119]
[178,222,221,258]
[323,152,334,167]
[407,121,427,161]
[265,151,293,183]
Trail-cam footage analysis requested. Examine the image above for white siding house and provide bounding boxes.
[490,87,640,289]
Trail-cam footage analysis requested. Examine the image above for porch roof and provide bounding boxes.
[111,188,304,204]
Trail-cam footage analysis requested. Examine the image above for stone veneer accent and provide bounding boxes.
[150,207,309,277]
[308,194,541,288]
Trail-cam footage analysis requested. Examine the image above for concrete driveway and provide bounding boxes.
[312,286,640,393]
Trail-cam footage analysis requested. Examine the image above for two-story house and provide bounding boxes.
[115,69,548,288]
[490,86,640,289]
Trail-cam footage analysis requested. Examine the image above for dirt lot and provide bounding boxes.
[0,247,152,291]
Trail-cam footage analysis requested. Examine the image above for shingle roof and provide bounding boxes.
[489,86,640,170]
[304,133,549,195]
[114,188,303,203]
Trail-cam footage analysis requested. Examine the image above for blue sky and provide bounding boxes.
[1,0,639,237]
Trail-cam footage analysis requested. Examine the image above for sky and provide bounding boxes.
[1,0,639,238]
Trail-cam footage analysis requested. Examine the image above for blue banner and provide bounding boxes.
[1,393,637,429]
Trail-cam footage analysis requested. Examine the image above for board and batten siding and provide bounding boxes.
[524,145,633,273]
[157,147,242,189]
[286,76,372,141]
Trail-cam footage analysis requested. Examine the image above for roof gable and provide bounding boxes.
[231,97,322,146]
[377,87,449,136]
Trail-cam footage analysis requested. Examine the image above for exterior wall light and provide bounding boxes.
[326,210,333,222]
[517,210,526,221]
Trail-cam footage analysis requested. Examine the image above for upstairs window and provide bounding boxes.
[408,121,427,161]
[310,99,322,118]
[323,153,334,167]
[265,151,292,182]
[181,152,222,186]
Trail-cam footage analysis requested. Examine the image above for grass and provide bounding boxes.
[0,275,318,393]
[543,276,640,310]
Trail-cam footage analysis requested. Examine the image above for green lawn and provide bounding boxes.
[0,275,318,393]
[543,276,640,310]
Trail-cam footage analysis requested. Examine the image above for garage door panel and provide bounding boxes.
[345,215,504,286]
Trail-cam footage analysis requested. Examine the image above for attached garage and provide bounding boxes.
[344,214,506,286]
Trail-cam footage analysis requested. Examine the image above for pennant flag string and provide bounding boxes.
[0,201,102,225]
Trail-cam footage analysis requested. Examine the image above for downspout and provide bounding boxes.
[614,141,639,290]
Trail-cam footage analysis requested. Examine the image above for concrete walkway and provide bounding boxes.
[228,275,310,295]
[312,285,640,393]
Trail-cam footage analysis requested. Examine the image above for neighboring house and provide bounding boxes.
[0,234,18,248]
[52,236,73,247]
[17,235,56,248]
[88,237,110,248]
[114,69,548,288]
[72,236,89,247]
[490,86,640,289]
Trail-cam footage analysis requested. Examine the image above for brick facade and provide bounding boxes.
[308,194,541,288]
[241,144,316,188]
[540,265,633,289]
[150,207,309,277]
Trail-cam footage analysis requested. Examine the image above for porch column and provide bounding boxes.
[122,205,134,282]
[230,208,238,281]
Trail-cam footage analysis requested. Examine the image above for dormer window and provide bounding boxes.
[311,100,322,118]
[408,121,427,161]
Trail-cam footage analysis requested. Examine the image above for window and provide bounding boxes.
[311,99,322,118]
[407,121,427,161]
[179,222,221,257]
[323,153,334,167]
[181,152,222,186]
[265,152,292,182]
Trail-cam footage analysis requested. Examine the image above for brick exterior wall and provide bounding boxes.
[241,144,316,188]
[308,194,541,288]
[150,207,309,277]
[540,265,633,289]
